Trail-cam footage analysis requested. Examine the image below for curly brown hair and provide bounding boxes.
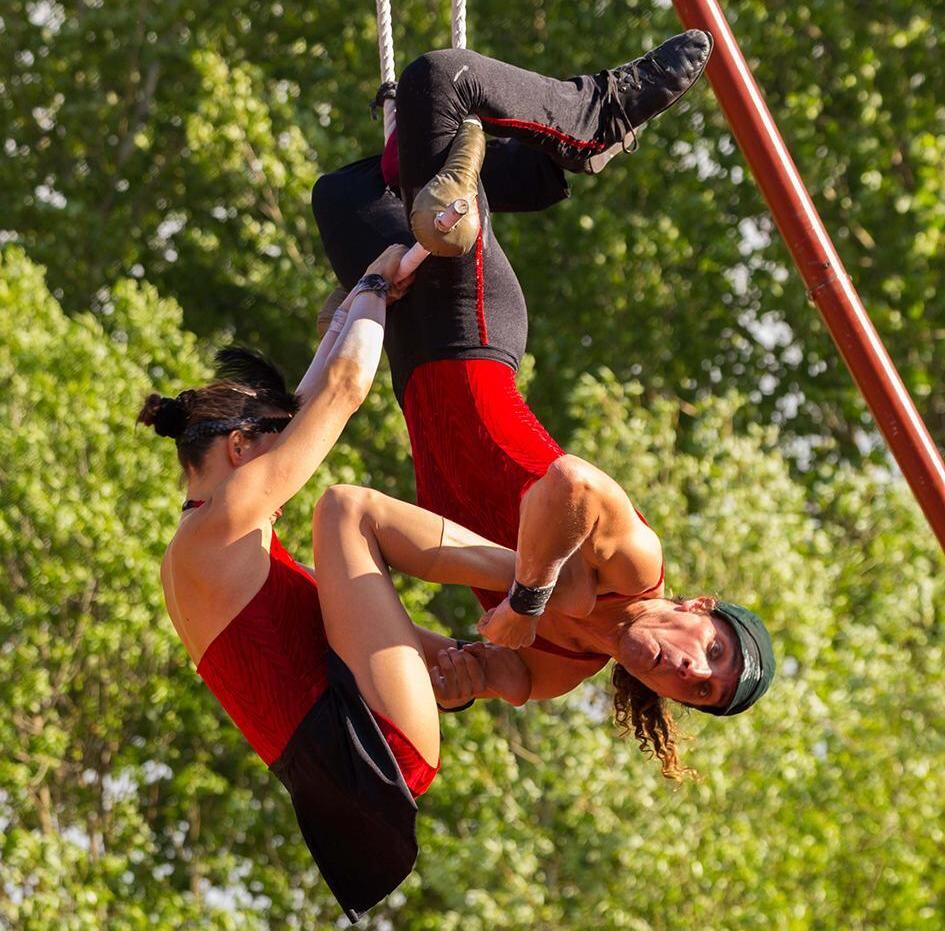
[612,663,692,780]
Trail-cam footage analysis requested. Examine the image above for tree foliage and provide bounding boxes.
[2,1,945,927]
[3,250,943,928]
[2,0,943,458]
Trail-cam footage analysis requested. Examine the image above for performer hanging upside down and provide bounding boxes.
[141,33,775,921]
[312,33,775,776]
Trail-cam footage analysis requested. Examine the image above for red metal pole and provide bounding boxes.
[672,0,945,552]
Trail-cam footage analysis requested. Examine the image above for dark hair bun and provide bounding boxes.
[137,393,189,439]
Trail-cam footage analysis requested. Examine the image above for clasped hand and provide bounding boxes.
[476,597,539,649]
[430,640,531,708]
[365,244,416,304]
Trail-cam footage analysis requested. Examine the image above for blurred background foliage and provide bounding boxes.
[1,0,943,927]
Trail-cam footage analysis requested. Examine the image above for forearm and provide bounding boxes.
[297,290,384,404]
[331,293,386,398]
[296,290,355,400]
[515,457,599,588]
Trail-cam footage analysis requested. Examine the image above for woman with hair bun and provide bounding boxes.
[140,244,533,920]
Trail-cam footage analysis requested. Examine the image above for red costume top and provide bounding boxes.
[191,510,437,796]
[404,359,664,666]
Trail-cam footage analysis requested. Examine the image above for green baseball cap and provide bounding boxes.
[702,601,775,717]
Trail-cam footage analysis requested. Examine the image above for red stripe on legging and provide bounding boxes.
[481,116,606,152]
[475,228,489,344]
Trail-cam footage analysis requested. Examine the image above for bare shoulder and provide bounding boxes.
[160,508,274,663]
[547,454,616,493]
[162,508,224,585]
[573,468,645,551]
[587,487,663,595]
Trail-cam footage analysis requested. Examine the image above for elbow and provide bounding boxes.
[545,454,596,501]
[324,357,372,412]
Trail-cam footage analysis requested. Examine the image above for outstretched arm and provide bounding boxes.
[295,248,413,403]
[208,246,408,536]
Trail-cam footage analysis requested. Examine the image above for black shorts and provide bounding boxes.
[270,651,418,921]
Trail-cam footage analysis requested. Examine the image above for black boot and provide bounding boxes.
[584,29,714,174]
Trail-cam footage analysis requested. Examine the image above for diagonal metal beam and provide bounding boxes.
[673,0,945,551]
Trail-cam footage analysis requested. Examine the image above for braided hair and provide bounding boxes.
[137,347,300,472]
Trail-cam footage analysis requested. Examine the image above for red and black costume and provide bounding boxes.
[298,46,694,914]
[314,49,637,588]
[188,503,436,920]
[312,49,602,554]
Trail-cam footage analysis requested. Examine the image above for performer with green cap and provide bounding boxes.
[312,38,775,778]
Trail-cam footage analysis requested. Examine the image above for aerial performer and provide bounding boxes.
[139,31,775,923]
[312,33,775,767]
[140,247,535,917]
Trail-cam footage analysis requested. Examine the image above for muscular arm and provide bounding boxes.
[517,454,660,602]
[515,455,604,590]
[518,647,608,701]
[478,455,661,648]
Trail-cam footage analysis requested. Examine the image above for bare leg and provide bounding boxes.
[312,486,517,767]
[319,485,516,589]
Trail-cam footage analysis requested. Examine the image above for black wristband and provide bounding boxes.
[508,580,555,616]
[437,698,475,713]
[436,639,476,713]
[353,272,390,297]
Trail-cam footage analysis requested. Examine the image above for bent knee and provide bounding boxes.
[315,484,368,525]
[313,485,388,536]
[398,49,476,101]
[312,485,364,562]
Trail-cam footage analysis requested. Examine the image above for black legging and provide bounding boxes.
[313,48,616,400]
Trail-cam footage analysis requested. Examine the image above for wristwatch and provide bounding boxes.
[353,273,390,297]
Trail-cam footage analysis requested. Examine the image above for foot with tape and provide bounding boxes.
[410,117,486,257]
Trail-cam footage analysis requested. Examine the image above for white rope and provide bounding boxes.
[451,0,467,49]
[375,0,397,139]
[381,0,472,281]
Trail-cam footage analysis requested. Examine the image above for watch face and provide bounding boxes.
[356,273,389,295]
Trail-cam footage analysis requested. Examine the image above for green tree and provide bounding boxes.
[4,1,945,926]
[4,248,944,929]
[3,1,942,461]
